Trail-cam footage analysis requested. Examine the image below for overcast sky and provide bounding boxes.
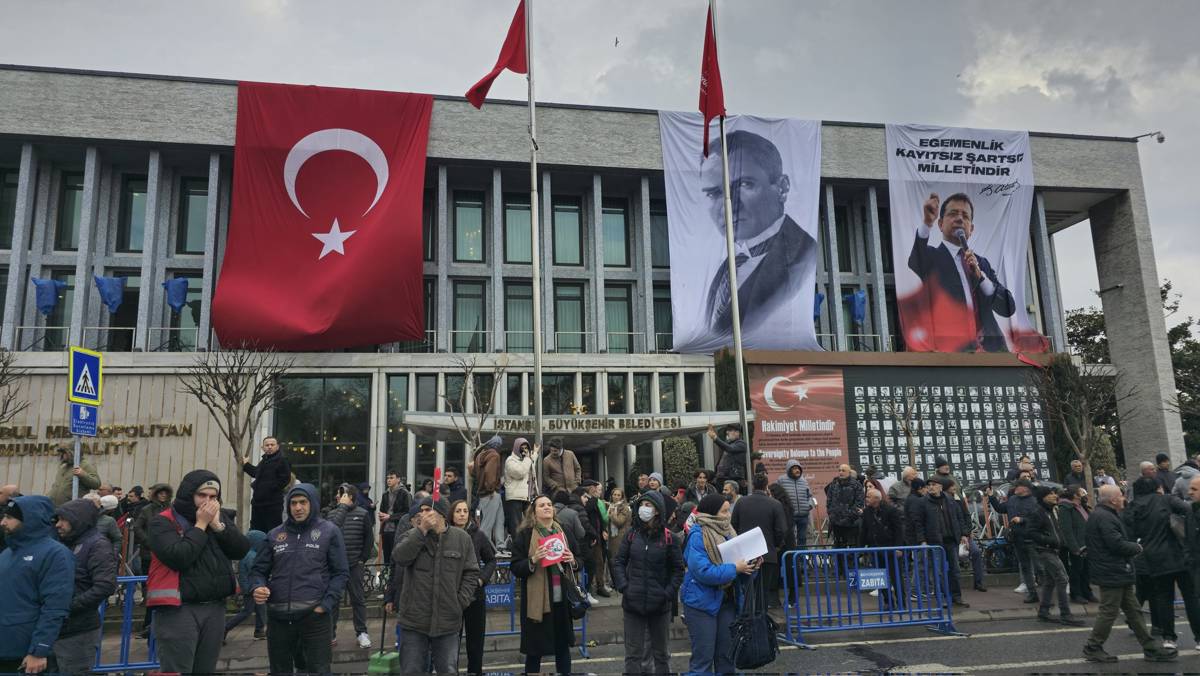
[2,0,1197,327]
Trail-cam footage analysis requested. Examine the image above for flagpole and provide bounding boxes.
[710,0,754,486]
[526,0,545,494]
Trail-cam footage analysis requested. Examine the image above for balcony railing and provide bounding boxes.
[15,325,69,352]
[605,331,646,354]
[504,330,535,353]
[553,331,590,353]
[381,330,438,354]
[449,329,488,353]
[82,326,136,352]
[147,326,202,352]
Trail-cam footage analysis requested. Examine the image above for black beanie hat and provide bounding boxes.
[698,494,726,516]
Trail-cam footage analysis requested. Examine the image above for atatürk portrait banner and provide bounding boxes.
[886,124,1047,354]
[659,113,822,354]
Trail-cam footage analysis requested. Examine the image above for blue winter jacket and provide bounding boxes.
[0,495,76,659]
[679,526,739,616]
[238,530,268,593]
[250,483,349,619]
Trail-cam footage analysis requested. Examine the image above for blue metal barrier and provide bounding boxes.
[779,545,964,648]
[94,575,159,673]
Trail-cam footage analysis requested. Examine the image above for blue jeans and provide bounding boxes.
[683,601,736,676]
[793,514,810,547]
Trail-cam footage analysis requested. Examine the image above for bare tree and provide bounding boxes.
[442,355,508,499]
[1032,354,1136,490]
[0,349,29,426]
[883,386,922,468]
[178,344,295,518]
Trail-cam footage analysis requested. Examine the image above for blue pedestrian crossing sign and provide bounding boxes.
[68,346,103,406]
[70,403,98,437]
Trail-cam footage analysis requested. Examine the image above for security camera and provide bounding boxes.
[1155,131,1165,144]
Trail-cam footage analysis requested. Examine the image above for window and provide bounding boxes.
[115,175,147,253]
[650,199,669,268]
[445,374,466,412]
[602,198,629,267]
[0,169,18,249]
[106,272,139,351]
[552,197,582,265]
[653,285,672,351]
[605,284,632,354]
[177,177,208,254]
[166,272,202,351]
[275,376,371,506]
[581,373,596,415]
[554,283,584,352]
[633,372,652,414]
[504,194,532,263]
[452,280,486,352]
[507,374,523,415]
[684,372,704,412]
[423,190,435,262]
[607,373,627,413]
[505,282,533,353]
[44,269,74,352]
[659,373,677,413]
[416,374,438,411]
[542,373,574,415]
[453,191,485,262]
[55,172,84,251]
[386,375,409,476]
[475,373,496,414]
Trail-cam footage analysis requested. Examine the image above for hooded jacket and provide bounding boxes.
[250,483,349,618]
[613,490,685,616]
[147,470,250,604]
[392,520,480,636]
[55,499,117,638]
[503,437,537,502]
[0,496,75,660]
[1172,461,1200,501]
[238,530,268,593]
[134,483,173,561]
[776,460,813,517]
[326,484,374,563]
[473,435,504,496]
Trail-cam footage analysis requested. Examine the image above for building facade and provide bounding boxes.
[0,65,1182,502]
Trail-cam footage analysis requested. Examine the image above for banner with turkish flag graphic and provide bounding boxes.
[213,82,432,350]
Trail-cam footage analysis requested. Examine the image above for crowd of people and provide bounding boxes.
[3,432,1200,672]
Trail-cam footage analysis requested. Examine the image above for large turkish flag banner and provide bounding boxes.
[213,82,432,350]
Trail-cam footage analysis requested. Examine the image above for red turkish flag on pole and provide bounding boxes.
[698,4,725,157]
[466,0,527,108]
[212,82,432,350]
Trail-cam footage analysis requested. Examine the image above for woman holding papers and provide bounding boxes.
[680,494,761,676]
[613,490,686,674]
[510,494,581,676]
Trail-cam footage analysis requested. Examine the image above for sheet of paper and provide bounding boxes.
[717,526,768,563]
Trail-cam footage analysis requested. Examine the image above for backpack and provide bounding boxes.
[146,508,183,607]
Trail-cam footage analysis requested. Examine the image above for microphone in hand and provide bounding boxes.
[952,227,969,249]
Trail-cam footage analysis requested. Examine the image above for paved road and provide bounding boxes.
[336,616,1199,673]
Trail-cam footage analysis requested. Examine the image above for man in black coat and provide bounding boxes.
[378,470,412,565]
[327,483,375,648]
[914,477,969,607]
[731,473,789,608]
[907,192,1016,352]
[709,424,747,494]
[1082,484,1177,663]
[860,487,905,608]
[1020,487,1084,625]
[52,499,117,675]
[148,470,251,674]
[242,436,291,532]
[1124,477,1200,651]
[987,479,1039,602]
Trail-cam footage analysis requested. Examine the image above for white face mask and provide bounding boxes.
[638,505,656,522]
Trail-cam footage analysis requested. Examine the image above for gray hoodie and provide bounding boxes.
[776,460,813,516]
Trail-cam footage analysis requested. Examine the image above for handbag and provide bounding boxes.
[729,572,779,670]
[561,566,590,620]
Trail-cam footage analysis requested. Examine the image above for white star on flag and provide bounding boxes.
[794,385,809,402]
[312,219,356,259]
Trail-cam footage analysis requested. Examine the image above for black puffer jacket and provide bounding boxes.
[326,487,374,563]
[1085,504,1141,587]
[860,501,903,548]
[825,477,864,528]
[1124,492,1189,577]
[612,491,685,617]
[147,470,250,603]
[902,492,925,545]
[55,499,117,638]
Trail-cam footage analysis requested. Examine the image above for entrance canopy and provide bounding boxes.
[401,411,753,451]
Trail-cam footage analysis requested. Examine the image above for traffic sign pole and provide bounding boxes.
[72,435,81,500]
[67,346,103,499]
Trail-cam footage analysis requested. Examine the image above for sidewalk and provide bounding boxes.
[99,573,1094,672]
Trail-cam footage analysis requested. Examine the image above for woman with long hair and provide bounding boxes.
[450,499,497,676]
[680,494,758,675]
[510,494,580,675]
[613,490,685,674]
[606,487,631,584]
